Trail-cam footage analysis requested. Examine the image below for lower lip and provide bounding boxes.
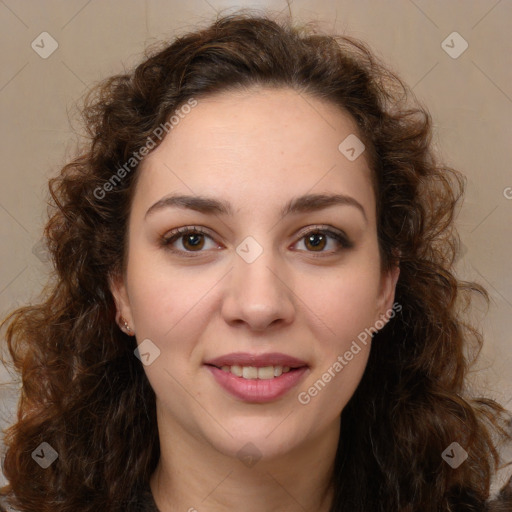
[206,366,309,403]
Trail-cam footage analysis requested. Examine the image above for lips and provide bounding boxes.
[204,352,308,369]
[204,352,309,403]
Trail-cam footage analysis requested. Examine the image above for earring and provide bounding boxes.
[119,315,133,334]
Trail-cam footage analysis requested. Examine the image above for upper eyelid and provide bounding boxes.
[295,224,347,239]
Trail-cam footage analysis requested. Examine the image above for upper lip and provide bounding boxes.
[204,352,308,368]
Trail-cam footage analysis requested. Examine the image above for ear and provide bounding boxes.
[374,262,400,326]
[108,271,135,333]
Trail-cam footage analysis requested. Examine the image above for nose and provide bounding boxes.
[220,245,296,332]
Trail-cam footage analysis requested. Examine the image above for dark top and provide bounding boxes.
[131,476,512,512]
[131,484,160,512]
[1,477,511,511]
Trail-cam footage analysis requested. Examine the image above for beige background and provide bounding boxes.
[0,0,511,492]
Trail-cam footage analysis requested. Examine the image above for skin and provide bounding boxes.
[110,86,400,512]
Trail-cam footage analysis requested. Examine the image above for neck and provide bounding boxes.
[149,410,339,512]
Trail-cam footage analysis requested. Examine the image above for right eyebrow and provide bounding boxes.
[145,194,233,219]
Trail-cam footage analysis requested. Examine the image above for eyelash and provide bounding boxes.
[159,225,354,258]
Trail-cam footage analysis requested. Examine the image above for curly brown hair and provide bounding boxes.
[0,10,510,512]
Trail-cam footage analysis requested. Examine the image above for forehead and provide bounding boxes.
[133,87,376,223]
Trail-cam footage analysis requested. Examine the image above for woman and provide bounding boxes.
[1,10,511,512]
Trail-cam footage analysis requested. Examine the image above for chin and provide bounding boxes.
[200,418,306,463]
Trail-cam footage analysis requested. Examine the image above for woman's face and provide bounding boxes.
[111,87,399,461]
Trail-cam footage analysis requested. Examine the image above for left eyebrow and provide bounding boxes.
[144,192,368,224]
[280,193,368,224]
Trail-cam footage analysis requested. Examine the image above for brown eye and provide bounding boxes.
[294,227,354,254]
[160,226,219,254]
[304,232,327,251]
[182,233,205,251]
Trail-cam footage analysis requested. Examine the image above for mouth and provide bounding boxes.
[204,352,309,402]
[205,364,305,380]
[204,352,308,378]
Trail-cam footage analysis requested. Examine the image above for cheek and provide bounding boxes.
[297,345,370,425]
[296,282,374,418]
[295,263,381,350]
[293,264,379,412]
[126,264,216,411]
[126,259,220,360]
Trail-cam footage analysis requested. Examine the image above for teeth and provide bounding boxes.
[231,364,243,377]
[242,366,258,379]
[257,366,275,380]
[219,365,293,379]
